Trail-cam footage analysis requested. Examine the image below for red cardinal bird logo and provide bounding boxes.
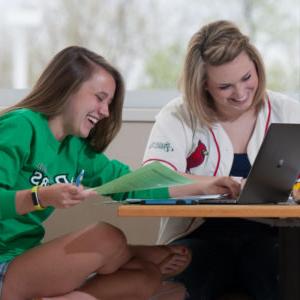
[186,140,208,171]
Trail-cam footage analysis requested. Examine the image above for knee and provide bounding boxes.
[93,222,128,251]
[89,223,131,273]
[71,222,129,264]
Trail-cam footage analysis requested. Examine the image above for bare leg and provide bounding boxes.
[2,222,157,300]
[38,282,186,300]
[32,250,186,300]
[150,281,187,300]
[35,292,97,300]
[78,258,161,300]
[131,245,192,279]
[35,258,160,299]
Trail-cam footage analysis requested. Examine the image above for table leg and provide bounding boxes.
[279,227,300,300]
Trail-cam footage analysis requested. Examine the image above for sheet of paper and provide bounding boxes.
[92,161,195,195]
[174,194,229,200]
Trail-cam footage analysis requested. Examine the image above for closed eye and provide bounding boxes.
[96,94,104,102]
[242,73,251,81]
[219,84,231,90]
[218,73,251,90]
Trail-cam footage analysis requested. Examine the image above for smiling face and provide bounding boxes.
[205,51,258,120]
[49,66,116,140]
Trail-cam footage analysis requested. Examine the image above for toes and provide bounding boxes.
[168,245,190,256]
[159,251,192,280]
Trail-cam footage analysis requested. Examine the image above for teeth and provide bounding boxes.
[87,115,99,125]
[235,95,247,101]
[231,97,247,102]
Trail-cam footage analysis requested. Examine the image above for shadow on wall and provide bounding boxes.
[43,196,160,245]
[45,118,162,244]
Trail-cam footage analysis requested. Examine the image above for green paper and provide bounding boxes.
[92,162,194,195]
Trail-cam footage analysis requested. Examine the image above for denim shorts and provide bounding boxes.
[0,262,10,297]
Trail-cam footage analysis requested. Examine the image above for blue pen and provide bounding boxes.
[75,169,85,187]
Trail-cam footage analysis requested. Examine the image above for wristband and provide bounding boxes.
[31,186,44,211]
[293,182,300,191]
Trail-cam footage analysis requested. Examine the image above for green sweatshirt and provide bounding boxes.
[0,109,169,263]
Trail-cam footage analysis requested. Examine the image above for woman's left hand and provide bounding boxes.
[38,184,98,209]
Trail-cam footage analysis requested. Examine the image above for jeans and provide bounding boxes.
[172,218,279,300]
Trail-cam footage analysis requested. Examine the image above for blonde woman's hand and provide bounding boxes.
[169,174,241,198]
[201,176,241,198]
[38,184,97,209]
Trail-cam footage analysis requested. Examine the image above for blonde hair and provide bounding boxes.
[180,20,266,126]
[2,46,125,152]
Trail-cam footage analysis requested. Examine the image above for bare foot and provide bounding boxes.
[158,245,192,279]
[131,244,191,279]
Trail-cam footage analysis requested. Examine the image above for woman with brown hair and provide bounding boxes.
[0,46,239,300]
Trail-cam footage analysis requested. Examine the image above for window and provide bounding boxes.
[0,0,299,101]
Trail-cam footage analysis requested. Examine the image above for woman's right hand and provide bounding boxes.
[15,184,97,215]
[199,176,241,198]
[38,184,97,209]
[169,174,241,198]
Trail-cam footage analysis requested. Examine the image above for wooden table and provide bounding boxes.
[118,204,300,300]
[118,203,300,218]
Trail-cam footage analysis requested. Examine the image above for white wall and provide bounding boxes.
[0,88,179,121]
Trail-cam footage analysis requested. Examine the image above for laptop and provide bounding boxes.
[126,123,300,205]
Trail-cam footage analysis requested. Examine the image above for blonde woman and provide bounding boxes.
[144,20,300,300]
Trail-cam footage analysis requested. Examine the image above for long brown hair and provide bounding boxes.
[180,20,266,127]
[2,46,125,152]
